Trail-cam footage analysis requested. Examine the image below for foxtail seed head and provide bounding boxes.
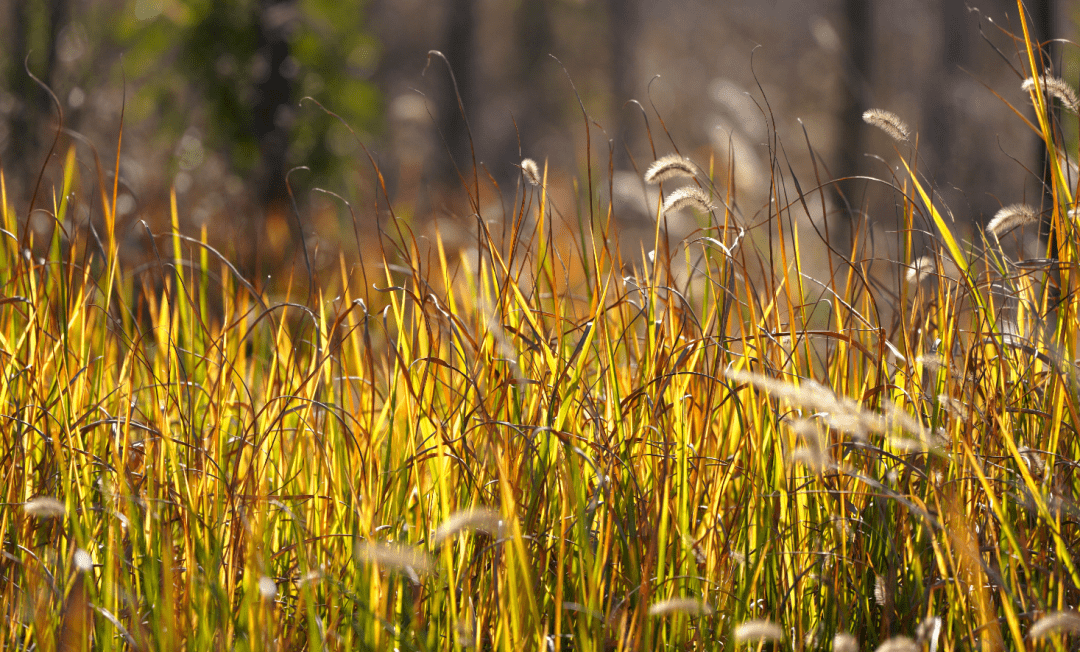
[863,108,910,142]
[644,154,697,184]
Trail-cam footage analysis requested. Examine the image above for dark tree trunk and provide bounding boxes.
[835,0,873,246]
[253,0,296,213]
[604,0,640,167]
[5,0,70,202]
[486,0,556,189]
[1028,0,1057,249]
[435,0,477,187]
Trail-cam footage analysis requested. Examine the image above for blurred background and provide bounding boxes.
[0,0,1074,289]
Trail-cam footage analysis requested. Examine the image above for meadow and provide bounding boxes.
[4,6,1080,651]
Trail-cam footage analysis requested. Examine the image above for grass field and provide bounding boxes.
[4,6,1080,651]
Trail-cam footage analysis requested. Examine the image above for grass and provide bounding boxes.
[4,4,1080,650]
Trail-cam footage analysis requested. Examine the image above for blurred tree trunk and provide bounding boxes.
[835,0,873,248]
[605,0,640,168]
[922,0,968,178]
[502,0,555,184]
[1029,0,1056,250]
[435,0,477,188]
[253,0,295,215]
[5,0,70,203]
[250,0,297,273]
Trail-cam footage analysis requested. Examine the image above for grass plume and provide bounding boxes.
[862,108,911,142]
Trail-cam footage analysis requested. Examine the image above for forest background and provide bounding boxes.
[0,0,1072,286]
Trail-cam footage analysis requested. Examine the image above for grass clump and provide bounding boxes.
[3,6,1080,652]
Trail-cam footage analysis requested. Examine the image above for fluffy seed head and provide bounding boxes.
[874,636,918,652]
[258,576,277,600]
[73,548,93,572]
[520,158,541,186]
[647,597,713,617]
[433,508,503,544]
[986,204,1038,239]
[356,541,435,577]
[863,109,910,142]
[916,616,942,647]
[906,256,935,285]
[873,574,888,606]
[661,186,713,215]
[733,620,783,642]
[1023,76,1080,113]
[24,496,65,519]
[644,154,697,184]
[1030,611,1080,639]
[833,633,860,652]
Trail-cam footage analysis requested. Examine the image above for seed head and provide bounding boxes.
[733,620,783,643]
[906,256,935,285]
[356,541,435,577]
[24,496,65,519]
[433,508,503,544]
[833,633,860,652]
[647,597,713,617]
[258,576,277,600]
[73,549,93,572]
[863,109,910,142]
[644,154,697,184]
[1023,76,1080,113]
[661,186,713,215]
[986,204,1038,239]
[874,636,918,652]
[520,158,541,186]
[1030,611,1080,639]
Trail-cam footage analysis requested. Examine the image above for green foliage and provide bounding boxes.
[105,0,382,185]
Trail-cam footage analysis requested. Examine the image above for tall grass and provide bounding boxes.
[3,3,1080,650]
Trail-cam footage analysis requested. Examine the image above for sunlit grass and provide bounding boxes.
[3,5,1080,651]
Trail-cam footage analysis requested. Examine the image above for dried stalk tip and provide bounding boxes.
[24,496,66,519]
[733,620,783,642]
[661,186,713,215]
[1030,611,1080,639]
[520,158,541,186]
[986,204,1038,239]
[863,108,910,142]
[647,597,713,617]
[1023,76,1080,113]
[644,154,698,184]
